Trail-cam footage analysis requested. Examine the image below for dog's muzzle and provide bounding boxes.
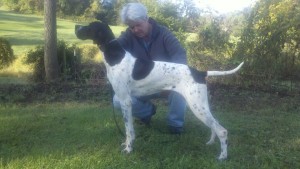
[75,24,88,40]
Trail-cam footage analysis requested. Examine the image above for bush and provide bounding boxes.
[24,40,79,82]
[0,37,15,69]
[77,44,102,63]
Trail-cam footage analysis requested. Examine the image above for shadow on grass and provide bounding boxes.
[0,9,42,24]
[6,37,44,46]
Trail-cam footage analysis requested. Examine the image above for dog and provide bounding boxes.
[75,21,244,160]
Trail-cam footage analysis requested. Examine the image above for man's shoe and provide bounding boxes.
[169,126,183,134]
[140,105,156,125]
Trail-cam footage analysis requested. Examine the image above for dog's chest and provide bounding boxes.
[104,53,136,87]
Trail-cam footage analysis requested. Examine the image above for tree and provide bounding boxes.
[198,19,231,57]
[0,37,15,69]
[44,0,59,82]
[234,0,300,81]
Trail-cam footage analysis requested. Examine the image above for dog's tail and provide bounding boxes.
[207,62,244,77]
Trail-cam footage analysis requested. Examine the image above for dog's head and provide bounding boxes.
[75,21,115,47]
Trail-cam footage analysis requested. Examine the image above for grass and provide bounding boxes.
[0,87,299,169]
[0,9,126,81]
[0,9,126,56]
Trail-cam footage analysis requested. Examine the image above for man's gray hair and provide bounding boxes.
[120,3,148,25]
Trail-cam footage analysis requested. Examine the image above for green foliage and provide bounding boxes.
[198,19,232,56]
[2,0,201,31]
[187,19,235,70]
[234,0,300,81]
[57,0,92,17]
[151,2,186,32]
[173,28,188,48]
[75,44,106,83]
[24,45,44,81]
[147,2,191,48]
[3,0,43,13]
[24,40,79,82]
[0,37,15,69]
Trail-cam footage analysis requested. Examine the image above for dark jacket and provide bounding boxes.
[117,18,187,64]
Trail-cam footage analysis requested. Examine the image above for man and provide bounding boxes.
[114,2,187,134]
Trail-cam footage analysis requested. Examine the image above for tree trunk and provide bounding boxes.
[44,0,59,82]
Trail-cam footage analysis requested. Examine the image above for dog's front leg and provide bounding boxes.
[120,98,135,153]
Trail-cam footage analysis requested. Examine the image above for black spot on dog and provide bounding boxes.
[188,67,207,84]
[75,21,126,66]
[104,41,126,66]
[132,58,154,80]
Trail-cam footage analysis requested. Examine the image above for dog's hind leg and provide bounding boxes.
[120,97,135,153]
[206,128,216,145]
[179,85,228,160]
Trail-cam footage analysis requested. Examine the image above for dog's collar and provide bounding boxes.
[99,39,117,52]
[107,39,117,44]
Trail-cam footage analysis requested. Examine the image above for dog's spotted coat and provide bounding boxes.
[75,21,244,160]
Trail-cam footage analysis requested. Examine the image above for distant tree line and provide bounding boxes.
[1,0,201,31]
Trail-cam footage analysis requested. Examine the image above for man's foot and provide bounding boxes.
[139,104,156,125]
[169,126,183,134]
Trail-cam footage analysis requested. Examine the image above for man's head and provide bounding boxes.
[120,3,151,39]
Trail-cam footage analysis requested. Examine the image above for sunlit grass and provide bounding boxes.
[0,9,126,56]
[0,54,32,84]
[0,9,126,82]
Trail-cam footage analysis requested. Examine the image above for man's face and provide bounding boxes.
[127,20,150,38]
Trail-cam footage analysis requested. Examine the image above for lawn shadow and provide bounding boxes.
[0,10,43,24]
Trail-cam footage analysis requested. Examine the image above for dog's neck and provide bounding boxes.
[98,33,115,51]
[100,37,126,67]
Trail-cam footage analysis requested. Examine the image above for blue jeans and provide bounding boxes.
[113,92,186,127]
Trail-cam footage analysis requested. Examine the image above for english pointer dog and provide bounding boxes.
[75,21,244,160]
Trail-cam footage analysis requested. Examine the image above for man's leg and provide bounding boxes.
[113,95,155,122]
[167,92,186,133]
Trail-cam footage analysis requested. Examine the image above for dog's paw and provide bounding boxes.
[217,156,227,161]
[217,153,227,161]
[121,146,132,154]
[121,142,132,153]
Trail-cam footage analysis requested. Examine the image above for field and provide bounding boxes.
[0,9,126,56]
[0,8,300,169]
[0,9,125,79]
[0,84,299,168]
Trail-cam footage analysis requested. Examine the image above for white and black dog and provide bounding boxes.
[75,21,243,160]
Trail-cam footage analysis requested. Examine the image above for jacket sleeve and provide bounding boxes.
[117,29,131,52]
[163,29,187,64]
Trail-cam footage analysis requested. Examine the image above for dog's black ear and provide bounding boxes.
[95,13,108,23]
[95,12,109,24]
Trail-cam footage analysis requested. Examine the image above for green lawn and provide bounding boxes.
[0,9,126,56]
[0,87,299,169]
[0,9,125,81]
